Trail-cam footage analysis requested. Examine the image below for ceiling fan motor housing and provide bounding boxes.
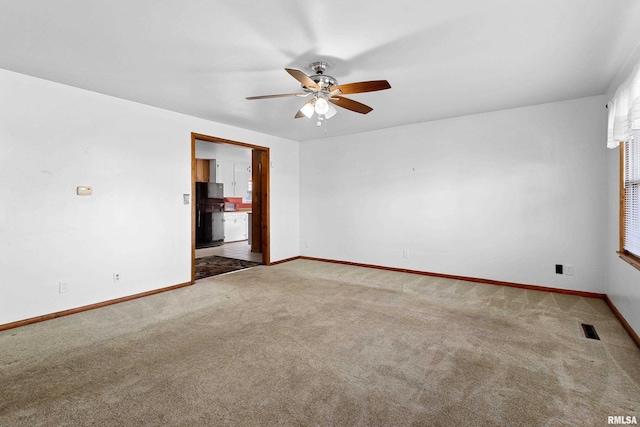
[306,61,337,91]
[309,74,337,90]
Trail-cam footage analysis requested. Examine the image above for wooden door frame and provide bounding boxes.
[191,133,270,283]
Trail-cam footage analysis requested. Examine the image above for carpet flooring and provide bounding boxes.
[0,259,638,426]
[195,255,260,279]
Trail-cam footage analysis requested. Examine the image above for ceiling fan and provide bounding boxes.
[246,61,391,125]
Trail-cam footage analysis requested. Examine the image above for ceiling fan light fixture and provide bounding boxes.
[325,103,337,119]
[300,101,315,119]
[314,97,330,115]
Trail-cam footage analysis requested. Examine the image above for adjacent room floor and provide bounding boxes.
[195,240,262,263]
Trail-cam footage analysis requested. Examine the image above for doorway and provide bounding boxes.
[191,133,270,283]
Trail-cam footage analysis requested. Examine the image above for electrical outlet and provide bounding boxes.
[555,264,563,274]
[403,250,409,258]
[59,281,69,293]
[564,265,574,276]
[113,273,121,283]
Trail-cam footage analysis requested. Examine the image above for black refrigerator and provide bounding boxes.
[195,182,225,248]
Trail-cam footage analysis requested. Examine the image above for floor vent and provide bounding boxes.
[581,323,600,340]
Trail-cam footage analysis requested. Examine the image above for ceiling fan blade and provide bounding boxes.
[285,68,320,91]
[331,80,391,95]
[329,96,373,114]
[246,93,306,100]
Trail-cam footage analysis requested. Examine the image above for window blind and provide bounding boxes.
[624,131,640,257]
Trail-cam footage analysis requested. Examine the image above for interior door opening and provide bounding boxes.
[191,133,270,283]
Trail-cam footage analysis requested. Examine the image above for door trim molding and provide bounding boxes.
[191,133,271,283]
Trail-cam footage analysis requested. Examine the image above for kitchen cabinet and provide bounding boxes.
[211,160,251,198]
[211,160,233,189]
[195,159,210,183]
[233,162,251,200]
[224,212,248,242]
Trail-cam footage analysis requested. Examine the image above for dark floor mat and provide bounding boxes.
[195,255,260,280]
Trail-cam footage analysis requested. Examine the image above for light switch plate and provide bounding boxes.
[77,186,92,196]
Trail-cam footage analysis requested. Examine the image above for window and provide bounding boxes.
[607,58,640,269]
[621,131,640,266]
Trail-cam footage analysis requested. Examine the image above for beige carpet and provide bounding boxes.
[1,259,638,426]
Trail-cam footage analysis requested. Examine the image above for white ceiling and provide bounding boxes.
[1,1,640,142]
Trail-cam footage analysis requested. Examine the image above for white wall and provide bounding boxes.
[0,68,299,325]
[300,96,608,293]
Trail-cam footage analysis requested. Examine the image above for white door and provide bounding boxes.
[215,160,234,197]
[234,162,251,199]
[224,213,246,242]
[212,212,224,241]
